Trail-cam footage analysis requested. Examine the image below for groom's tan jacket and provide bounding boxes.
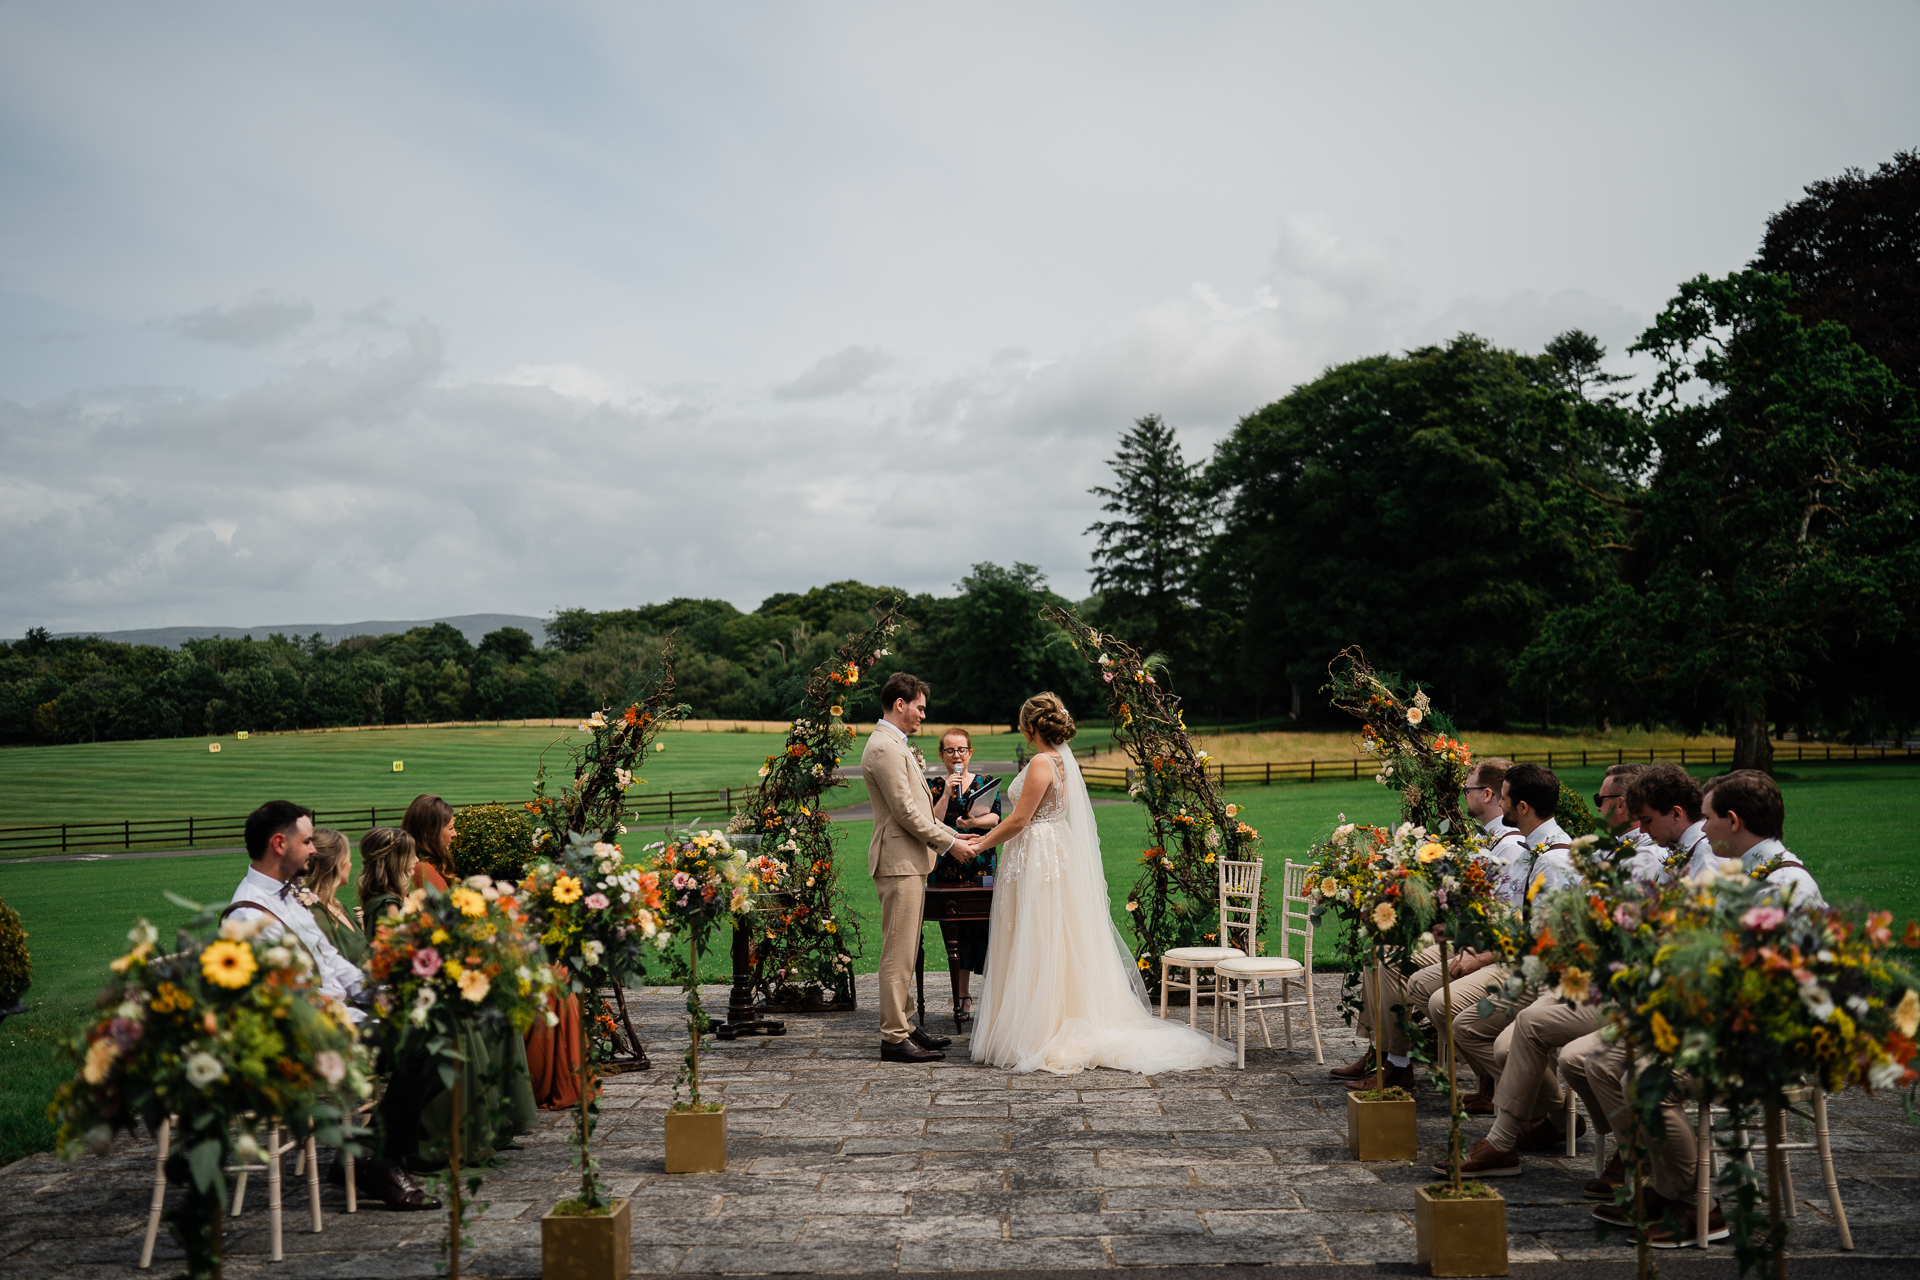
[861,723,953,877]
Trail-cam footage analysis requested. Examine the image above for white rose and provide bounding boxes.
[185,1052,226,1090]
[315,1050,346,1086]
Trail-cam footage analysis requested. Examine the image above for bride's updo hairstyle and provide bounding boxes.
[1018,692,1077,746]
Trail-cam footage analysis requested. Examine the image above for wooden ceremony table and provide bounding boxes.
[915,883,993,1034]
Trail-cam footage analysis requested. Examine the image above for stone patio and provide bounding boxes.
[4,971,1918,1278]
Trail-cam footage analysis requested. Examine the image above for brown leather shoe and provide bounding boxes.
[909,1026,952,1050]
[1514,1112,1587,1152]
[1329,1050,1376,1080]
[1431,1138,1521,1178]
[1584,1151,1625,1199]
[1594,1187,1672,1226]
[365,1164,440,1211]
[1650,1200,1729,1247]
[1344,1062,1417,1092]
[880,1037,945,1063]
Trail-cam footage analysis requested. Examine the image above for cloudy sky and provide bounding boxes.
[3,2,1916,636]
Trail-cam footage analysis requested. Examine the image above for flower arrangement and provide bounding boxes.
[363,880,554,1280]
[644,827,784,1108]
[737,600,904,1010]
[517,832,673,1214]
[524,648,688,1066]
[49,903,371,1280]
[1044,607,1259,990]
[1328,646,1473,835]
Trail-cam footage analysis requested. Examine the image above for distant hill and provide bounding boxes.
[38,613,551,649]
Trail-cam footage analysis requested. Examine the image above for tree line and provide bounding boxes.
[4,152,1915,769]
[1087,152,1920,771]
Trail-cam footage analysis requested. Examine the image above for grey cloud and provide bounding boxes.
[172,290,315,347]
[773,346,894,400]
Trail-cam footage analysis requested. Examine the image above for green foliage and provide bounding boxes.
[1554,784,1595,838]
[450,804,536,883]
[0,895,29,1007]
[1205,333,1630,727]
[1088,414,1208,676]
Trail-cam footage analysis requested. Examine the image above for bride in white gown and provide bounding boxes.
[968,693,1234,1075]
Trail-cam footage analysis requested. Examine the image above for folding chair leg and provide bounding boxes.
[140,1117,171,1270]
[1280,981,1295,1052]
[267,1125,284,1262]
[343,1145,358,1215]
[1189,967,1199,1028]
[305,1132,323,1232]
[1697,1101,1714,1249]
[1236,987,1248,1070]
[1779,1107,1798,1217]
[1813,1087,1852,1250]
[1565,1090,1578,1158]
[230,1166,249,1216]
[1254,984,1273,1049]
[1159,961,1170,1020]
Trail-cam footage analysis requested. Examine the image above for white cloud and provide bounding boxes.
[773,346,895,401]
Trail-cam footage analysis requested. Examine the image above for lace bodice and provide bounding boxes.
[1008,757,1067,824]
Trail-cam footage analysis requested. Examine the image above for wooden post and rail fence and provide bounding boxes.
[4,740,1915,858]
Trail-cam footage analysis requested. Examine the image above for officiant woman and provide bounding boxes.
[928,728,1001,1019]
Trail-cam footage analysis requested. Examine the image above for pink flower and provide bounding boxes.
[1103,672,1114,683]
[1742,906,1786,933]
[672,872,693,890]
[1612,903,1640,930]
[584,893,610,911]
[412,947,442,978]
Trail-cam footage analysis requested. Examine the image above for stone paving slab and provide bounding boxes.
[4,971,1919,1277]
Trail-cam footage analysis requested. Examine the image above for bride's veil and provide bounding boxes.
[1055,743,1152,1005]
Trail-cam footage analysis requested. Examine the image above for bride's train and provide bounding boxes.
[969,745,1234,1075]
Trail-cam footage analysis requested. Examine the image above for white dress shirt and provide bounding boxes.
[1679,820,1716,879]
[1495,817,1578,908]
[1740,837,1825,910]
[228,865,367,1005]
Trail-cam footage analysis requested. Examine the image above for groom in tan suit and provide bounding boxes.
[862,672,975,1062]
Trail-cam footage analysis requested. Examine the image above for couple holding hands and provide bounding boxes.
[861,672,1234,1074]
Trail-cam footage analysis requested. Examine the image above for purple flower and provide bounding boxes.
[412,947,443,978]
[585,893,610,911]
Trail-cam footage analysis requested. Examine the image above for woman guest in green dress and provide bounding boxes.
[303,829,368,966]
[927,728,1002,1022]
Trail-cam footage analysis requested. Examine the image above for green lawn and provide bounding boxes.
[2,756,1908,1167]
[0,724,1093,837]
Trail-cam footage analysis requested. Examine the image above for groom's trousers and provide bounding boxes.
[875,873,926,1044]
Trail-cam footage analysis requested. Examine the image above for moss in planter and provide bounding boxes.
[667,1100,725,1114]
[548,1198,618,1217]
[1350,1086,1413,1102]
[1422,1180,1498,1200]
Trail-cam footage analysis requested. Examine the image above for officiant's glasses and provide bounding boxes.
[939,745,971,756]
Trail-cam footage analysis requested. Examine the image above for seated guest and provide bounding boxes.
[357,827,418,936]
[928,728,1001,1020]
[302,828,369,967]
[1596,763,1665,883]
[1626,763,1713,881]
[230,805,437,1212]
[1703,769,1823,908]
[226,801,365,1009]
[402,794,458,891]
[397,792,539,1161]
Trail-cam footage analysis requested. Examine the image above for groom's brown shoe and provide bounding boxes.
[881,1037,945,1063]
[909,1027,952,1050]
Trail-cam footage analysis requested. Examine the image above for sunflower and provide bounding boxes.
[201,940,258,989]
[553,875,584,904]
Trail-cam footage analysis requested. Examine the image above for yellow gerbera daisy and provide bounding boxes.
[200,940,257,990]
[449,887,487,917]
[553,875,583,904]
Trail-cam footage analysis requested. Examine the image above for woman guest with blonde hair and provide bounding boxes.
[301,828,369,966]
[357,827,418,938]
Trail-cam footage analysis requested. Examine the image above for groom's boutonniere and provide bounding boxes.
[911,745,928,772]
[293,887,319,908]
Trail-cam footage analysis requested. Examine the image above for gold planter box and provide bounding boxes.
[1345,1091,1418,1161]
[664,1105,727,1174]
[1415,1186,1508,1276]
[540,1198,630,1280]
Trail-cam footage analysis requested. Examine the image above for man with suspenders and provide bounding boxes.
[226,801,439,1211]
[1437,763,1578,1177]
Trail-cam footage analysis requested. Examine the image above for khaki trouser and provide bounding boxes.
[875,873,926,1044]
[1357,945,1442,1055]
[1491,991,1596,1119]
[1559,1030,1612,1137]
[1452,968,1564,1118]
[1420,963,1508,1087]
[1587,1040,1699,1202]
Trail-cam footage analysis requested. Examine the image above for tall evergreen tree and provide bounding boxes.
[1086,414,1206,671]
